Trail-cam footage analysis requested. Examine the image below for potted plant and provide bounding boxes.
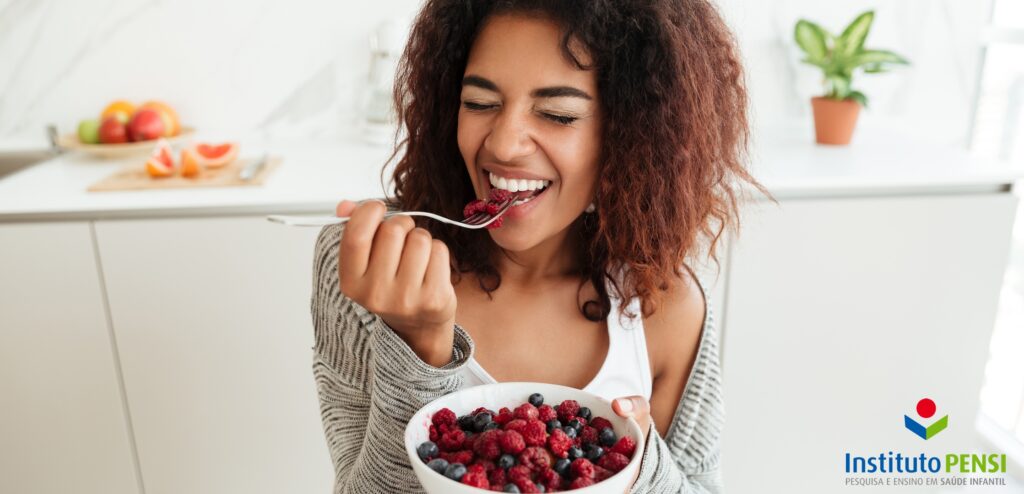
[794,11,909,145]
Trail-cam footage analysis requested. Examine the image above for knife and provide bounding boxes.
[239,153,269,181]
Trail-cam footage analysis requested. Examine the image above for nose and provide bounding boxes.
[483,106,537,163]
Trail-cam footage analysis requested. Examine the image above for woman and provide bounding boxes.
[311,0,767,492]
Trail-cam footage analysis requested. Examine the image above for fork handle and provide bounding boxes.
[266,211,426,227]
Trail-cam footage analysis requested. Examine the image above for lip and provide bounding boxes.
[481,165,553,182]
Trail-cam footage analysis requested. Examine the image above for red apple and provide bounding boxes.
[98,116,129,144]
[128,108,166,142]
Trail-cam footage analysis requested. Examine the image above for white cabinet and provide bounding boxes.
[93,217,332,494]
[719,193,1019,493]
[0,222,140,494]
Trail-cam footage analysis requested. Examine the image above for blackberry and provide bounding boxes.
[503,484,520,493]
[562,426,577,439]
[567,446,584,461]
[528,393,544,407]
[426,458,449,475]
[545,419,562,433]
[578,407,592,421]
[498,454,516,469]
[584,443,604,461]
[554,458,572,477]
[599,427,617,447]
[416,441,438,461]
[473,412,493,432]
[444,462,467,481]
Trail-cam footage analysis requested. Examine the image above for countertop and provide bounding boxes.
[1,124,1022,222]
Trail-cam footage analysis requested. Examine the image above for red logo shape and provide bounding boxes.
[916,398,936,418]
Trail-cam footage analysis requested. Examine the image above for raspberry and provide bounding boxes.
[494,408,514,426]
[428,425,440,443]
[593,464,614,481]
[518,446,552,472]
[537,405,557,422]
[508,464,532,483]
[432,408,458,429]
[610,436,637,457]
[570,476,596,488]
[447,449,475,465]
[597,451,630,472]
[571,458,596,479]
[556,400,580,422]
[499,429,526,455]
[537,468,562,491]
[513,403,539,421]
[484,202,501,215]
[547,428,573,459]
[488,467,507,487]
[579,425,598,445]
[488,188,512,203]
[521,419,548,447]
[589,417,613,432]
[461,464,489,488]
[513,477,540,492]
[473,429,503,460]
[438,428,465,452]
[505,419,528,435]
[463,199,485,218]
[472,406,496,417]
[484,216,504,229]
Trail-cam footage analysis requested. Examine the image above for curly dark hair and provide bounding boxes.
[384,0,770,322]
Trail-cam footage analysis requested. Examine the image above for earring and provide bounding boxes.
[585,202,596,213]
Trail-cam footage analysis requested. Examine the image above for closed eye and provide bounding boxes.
[461,101,579,126]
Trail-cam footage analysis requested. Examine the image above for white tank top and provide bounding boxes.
[457,279,653,402]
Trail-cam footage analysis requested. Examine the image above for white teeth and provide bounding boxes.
[487,172,551,192]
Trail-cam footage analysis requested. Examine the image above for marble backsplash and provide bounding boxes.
[0,0,990,148]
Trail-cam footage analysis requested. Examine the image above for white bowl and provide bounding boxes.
[404,382,644,493]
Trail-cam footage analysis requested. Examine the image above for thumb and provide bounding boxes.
[335,200,358,217]
[612,395,649,418]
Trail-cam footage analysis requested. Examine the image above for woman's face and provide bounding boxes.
[458,14,602,253]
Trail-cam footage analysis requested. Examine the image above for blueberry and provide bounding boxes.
[554,458,571,476]
[528,392,544,407]
[599,427,617,446]
[484,421,500,431]
[416,441,438,461]
[585,443,604,461]
[458,414,475,431]
[562,426,577,439]
[568,446,584,460]
[444,463,467,481]
[536,484,546,492]
[546,419,562,433]
[426,458,449,474]
[578,407,592,421]
[567,419,582,432]
[503,484,520,493]
[473,412,493,432]
[498,454,516,469]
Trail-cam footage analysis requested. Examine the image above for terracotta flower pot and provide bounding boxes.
[811,96,861,145]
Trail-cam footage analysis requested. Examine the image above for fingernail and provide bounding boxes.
[616,398,633,413]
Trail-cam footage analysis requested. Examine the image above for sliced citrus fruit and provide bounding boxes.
[192,142,239,168]
[146,158,174,177]
[139,101,179,137]
[180,147,200,178]
[145,138,176,178]
[101,100,135,124]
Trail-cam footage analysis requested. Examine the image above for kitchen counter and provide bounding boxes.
[0,124,1022,222]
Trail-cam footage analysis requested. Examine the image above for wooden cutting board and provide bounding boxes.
[87,156,282,192]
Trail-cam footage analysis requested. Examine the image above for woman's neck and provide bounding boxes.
[493,226,580,286]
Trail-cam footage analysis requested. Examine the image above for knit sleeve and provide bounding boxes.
[311,222,474,493]
[629,277,725,493]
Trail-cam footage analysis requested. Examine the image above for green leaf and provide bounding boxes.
[795,20,829,62]
[827,75,852,99]
[849,49,910,69]
[863,63,888,73]
[849,90,869,107]
[801,57,830,70]
[838,11,874,59]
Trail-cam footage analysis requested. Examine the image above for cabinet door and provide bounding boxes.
[0,222,140,494]
[94,217,331,494]
[720,193,1018,493]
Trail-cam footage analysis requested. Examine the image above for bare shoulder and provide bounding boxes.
[641,266,708,434]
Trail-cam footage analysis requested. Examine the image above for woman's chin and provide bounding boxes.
[488,226,542,252]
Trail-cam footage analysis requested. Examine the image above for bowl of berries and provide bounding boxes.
[405,382,644,493]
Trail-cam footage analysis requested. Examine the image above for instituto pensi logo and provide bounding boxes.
[904,398,948,440]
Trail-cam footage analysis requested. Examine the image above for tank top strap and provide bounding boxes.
[597,276,654,401]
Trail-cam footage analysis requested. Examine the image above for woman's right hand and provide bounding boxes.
[335,199,458,367]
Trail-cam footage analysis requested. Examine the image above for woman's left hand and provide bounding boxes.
[612,396,651,493]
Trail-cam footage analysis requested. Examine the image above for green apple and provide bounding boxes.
[77,119,101,144]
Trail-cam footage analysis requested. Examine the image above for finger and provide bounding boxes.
[365,215,416,280]
[335,200,358,217]
[338,200,386,281]
[396,228,433,288]
[423,238,454,298]
[612,396,650,419]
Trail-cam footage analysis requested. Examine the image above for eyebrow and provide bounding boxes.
[462,75,593,100]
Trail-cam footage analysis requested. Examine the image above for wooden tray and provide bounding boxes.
[87,156,282,192]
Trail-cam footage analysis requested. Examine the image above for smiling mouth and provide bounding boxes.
[487,171,551,206]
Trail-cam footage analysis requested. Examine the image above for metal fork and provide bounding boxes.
[266,197,517,229]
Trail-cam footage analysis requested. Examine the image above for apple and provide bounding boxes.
[77,119,100,144]
[98,116,129,144]
[128,108,166,142]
